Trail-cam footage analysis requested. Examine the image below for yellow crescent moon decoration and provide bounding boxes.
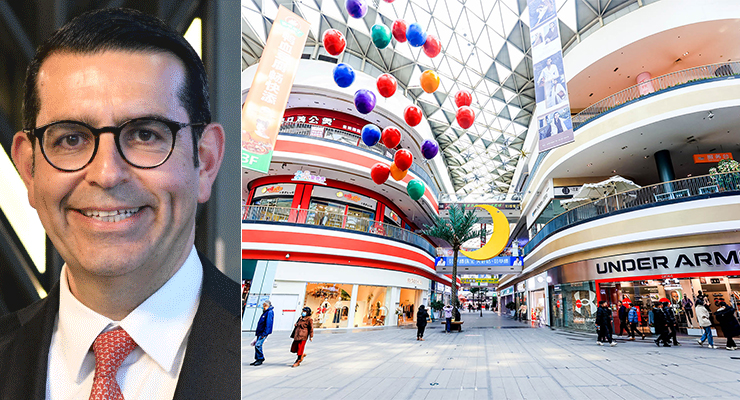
[460,204,510,261]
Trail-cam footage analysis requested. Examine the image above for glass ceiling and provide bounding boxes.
[242,0,645,198]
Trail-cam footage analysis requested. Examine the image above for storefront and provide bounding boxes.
[547,243,740,336]
[526,272,549,325]
[498,286,514,316]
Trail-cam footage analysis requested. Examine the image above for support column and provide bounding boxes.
[654,149,676,192]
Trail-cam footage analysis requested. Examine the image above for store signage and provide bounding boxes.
[499,287,514,296]
[461,277,500,284]
[241,6,309,173]
[292,170,327,185]
[439,202,520,210]
[693,152,733,164]
[435,256,517,267]
[407,277,424,286]
[311,186,377,210]
[527,185,553,229]
[554,186,581,198]
[282,108,369,135]
[253,183,296,199]
[561,243,740,282]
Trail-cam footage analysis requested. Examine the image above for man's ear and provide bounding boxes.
[11,131,37,209]
[196,123,225,203]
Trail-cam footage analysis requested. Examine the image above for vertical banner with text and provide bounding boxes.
[241,6,309,173]
[527,0,575,152]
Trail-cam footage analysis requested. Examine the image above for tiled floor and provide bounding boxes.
[242,311,740,399]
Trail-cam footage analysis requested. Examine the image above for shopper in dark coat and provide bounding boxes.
[653,303,671,347]
[290,307,314,367]
[416,305,430,341]
[663,301,680,346]
[714,302,740,350]
[595,301,616,346]
[618,303,629,336]
[251,301,274,366]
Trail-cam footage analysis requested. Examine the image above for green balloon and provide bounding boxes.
[407,179,426,201]
[371,24,392,49]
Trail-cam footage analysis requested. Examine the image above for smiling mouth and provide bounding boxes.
[81,207,142,223]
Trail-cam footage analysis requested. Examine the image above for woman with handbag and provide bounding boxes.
[416,305,430,341]
[290,306,314,367]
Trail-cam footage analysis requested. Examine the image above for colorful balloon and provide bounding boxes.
[381,126,401,149]
[345,0,368,19]
[354,89,376,114]
[371,24,392,49]
[333,63,355,88]
[370,163,390,185]
[376,73,397,98]
[390,163,408,181]
[392,20,407,42]
[403,105,423,127]
[456,106,475,129]
[422,34,441,58]
[407,179,426,201]
[361,124,382,146]
[454,90,473,108]
[406,23,426,47]
[394,149,413,171]
[420,70,440,93]
[382,0,394,2]
[421,139,439,159]
[322,29,346,56]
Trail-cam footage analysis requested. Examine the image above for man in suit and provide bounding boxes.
[0,8,239,399]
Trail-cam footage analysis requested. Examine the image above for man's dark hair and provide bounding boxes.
[598,300,607,306]
[22,8,209,166]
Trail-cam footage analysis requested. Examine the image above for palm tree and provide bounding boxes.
[421,204,483,308]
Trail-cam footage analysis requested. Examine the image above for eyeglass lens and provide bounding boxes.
[42,119,175,170]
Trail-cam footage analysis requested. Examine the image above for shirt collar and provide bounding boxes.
[57,245,203,380]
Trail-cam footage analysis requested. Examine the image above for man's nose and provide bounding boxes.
[84,133,129,188]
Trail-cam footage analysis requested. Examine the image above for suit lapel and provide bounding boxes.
[172,253,240,400]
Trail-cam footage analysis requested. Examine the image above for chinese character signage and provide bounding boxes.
[693,152,733,164]
[434,256,517,267]
[527,0,575,152]
[242,6,309,173]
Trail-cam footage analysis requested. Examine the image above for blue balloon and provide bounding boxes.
[345,0,368,19]
[333,63,355,88]
[361,124,382,146]
[406,23,427,47]
[354,89,376,114]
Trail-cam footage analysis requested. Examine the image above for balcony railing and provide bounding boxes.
[242,205,437,256]
[523,171,740,256]
[572,62,740,130]
[278,123,440,197]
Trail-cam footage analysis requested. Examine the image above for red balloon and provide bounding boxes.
[381,127,401,149]
[454,90,472,108]
[376,73,397,98]
[392,20,407,43]
[456,106,475,129]
[404,105,423,127]
[394,149,413,171]
[322,29,346,56]
[370,163,390,185]
[423,34,441,58]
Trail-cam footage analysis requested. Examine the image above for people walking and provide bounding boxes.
[653,302,671,347]
[682,295,694,327]
[663,299,680,346]
[595,300,616,346]
[443,304,453,333]
[714,301,740,350]
[618,301,629,337]
[290,306,314,367]
[695,299,715,348]
[627,303,645,340]
[251,300,274,366]
[518,304,527,321]
[417,305,430,340]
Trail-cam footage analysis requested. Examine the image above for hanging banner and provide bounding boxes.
[241,6,309,173]
[527,0,575,152]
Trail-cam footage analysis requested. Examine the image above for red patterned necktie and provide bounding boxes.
[89,328,137,400]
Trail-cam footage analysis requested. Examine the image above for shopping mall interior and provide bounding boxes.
[241,0,740,340]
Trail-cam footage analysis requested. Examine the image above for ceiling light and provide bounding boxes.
[707,111,714,119]
[683,51,689,57]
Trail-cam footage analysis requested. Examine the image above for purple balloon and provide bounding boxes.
[354,89,376,114]
[421,139,439,159]
[346,0,368,19]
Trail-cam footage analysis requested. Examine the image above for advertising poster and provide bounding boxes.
[241,6,309,173]
[527,0,575,152]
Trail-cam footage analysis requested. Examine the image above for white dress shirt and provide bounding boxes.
[46,246,203,400]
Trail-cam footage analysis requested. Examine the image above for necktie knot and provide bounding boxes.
[89,327,137,400]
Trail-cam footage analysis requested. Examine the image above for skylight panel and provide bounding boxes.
[244,8,266,44]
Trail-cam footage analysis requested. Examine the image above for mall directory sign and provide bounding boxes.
[527,0,575,152]
[242,6,309,173]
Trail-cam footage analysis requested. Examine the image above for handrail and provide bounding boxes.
[573,62,740,130]
[242,205,437,256]
[523,171,740,256]
[278,123,440,197]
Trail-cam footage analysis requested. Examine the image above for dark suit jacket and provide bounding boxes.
[0,253,240,399]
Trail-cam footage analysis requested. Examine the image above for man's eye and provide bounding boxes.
[55,133,88,149]
[126,129,164,144]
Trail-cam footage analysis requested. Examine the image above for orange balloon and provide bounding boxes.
[390,163,408,181]
[420,70,440,93]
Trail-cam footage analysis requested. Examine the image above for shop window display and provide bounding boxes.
[551,282,596,332]
[345,207,374,232]
[303,283,353,329]
[250,197,293,221]
[355,285,388,327]
[306,201,345,228]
